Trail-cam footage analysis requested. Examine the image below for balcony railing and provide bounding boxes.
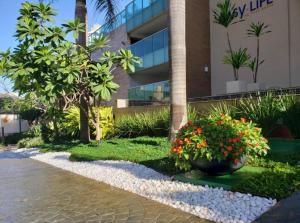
[88,10,126,44]
[128,80,170,101]
[130,28,169,71]
[125,0,168,32]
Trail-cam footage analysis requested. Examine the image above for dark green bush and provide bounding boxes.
[283,102,300,139]
[233,168,300,200]
[3,133,26,145]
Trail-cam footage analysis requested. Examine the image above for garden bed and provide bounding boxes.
[38,137,300,200]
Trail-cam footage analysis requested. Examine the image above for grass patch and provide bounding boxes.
[41,137,181,175]
[40,137,300,199]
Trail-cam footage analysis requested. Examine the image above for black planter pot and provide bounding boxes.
[190,156,246,176]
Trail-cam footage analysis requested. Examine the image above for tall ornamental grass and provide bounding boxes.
[114,106,199,138]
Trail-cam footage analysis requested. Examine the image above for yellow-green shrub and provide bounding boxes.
[62,106,113,139]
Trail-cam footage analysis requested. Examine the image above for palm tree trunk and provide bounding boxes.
[169,0,187,140]
[75,0,90,143]
[226,31,237,80]
[254,38,260,83]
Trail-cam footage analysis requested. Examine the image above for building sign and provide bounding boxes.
[235,0,274,20]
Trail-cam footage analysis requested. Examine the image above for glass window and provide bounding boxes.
[133,0,143,14]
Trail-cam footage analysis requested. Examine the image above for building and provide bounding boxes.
[90,0,211,107]
[210,0,300,95]
[89,0,300,106]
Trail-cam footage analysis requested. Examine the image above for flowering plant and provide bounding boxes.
[171,114,270,171]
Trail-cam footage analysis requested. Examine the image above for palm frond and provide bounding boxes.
[93,0,118,27]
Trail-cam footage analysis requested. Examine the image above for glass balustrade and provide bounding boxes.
[88,10,126,44]
[130,28,169,71]
[125,0,168,32]
[128,80,170,101]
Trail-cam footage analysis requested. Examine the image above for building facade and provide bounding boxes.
[89,0,300,106]
[210,0,300,95]
[90,0,211,107]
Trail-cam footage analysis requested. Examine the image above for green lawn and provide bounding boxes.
[40,137,300,200]
[41,137,180,175]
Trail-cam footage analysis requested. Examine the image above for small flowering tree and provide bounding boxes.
[171,114,270,171]
[0,2,140,142]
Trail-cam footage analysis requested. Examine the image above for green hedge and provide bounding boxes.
[114,106,199,138]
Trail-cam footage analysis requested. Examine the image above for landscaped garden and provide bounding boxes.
[1,1,300,223]
[12,92,300,202]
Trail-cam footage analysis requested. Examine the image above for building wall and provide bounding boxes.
[91,25,137,106]
[210,0,300,95]
[186,0,211,98]
[290,0,300,87]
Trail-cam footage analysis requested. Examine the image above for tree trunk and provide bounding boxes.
[95,107,102,143]
[169,0,188,140]
[75,0,90,143]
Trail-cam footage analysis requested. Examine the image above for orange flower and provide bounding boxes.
[178,140,184,145]
[177,146,183,154]
[241,118,247,123]
[227,146,233,151]
[244,130,250,135]
[184,138,191,144]
[217,121,224,126]
[196,128,203,134]
[196,140,207,149]
[239,132,244,137]
[188,120,193,125]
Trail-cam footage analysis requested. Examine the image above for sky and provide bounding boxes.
[0,0,132,93]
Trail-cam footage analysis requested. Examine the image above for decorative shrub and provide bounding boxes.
[17,136,44,148]
[61,106,113,139]
[114,106,200,138]
[171,114,270,171]
[236,92,295,136]
[283,102,300,139]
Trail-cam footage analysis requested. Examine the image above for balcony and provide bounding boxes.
[88,10,126,44]
[128,80,170,101]
[125,0,168,33]
[130,28,169,71]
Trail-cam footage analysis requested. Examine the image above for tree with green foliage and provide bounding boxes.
[0,2,139,143]
[224,48,250,80]
[247,22,271,83]
[213,0,239,80]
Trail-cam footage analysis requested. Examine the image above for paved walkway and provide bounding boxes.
[0,151,210,223]
[254,190,300,223]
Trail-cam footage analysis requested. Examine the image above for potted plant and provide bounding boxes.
[213,0,246,94]
[171,114,270,175]
[224,48,250,94]
[247,22,271,92]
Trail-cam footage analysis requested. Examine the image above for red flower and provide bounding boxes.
[223,151,229,156]
[227,146,233,151]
